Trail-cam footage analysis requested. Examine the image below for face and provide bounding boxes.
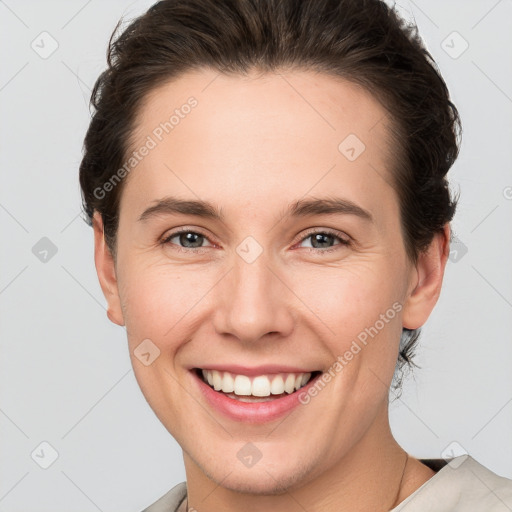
[94,69,447,494]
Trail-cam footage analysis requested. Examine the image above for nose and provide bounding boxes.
[211,249,295,345]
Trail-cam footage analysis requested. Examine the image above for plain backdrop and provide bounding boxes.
[0,0,511,510]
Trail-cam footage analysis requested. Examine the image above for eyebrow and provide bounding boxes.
[138,195,373,224]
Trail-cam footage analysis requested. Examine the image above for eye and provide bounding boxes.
[161,228,214,252]
[160,227,350,255]
[296,229,351,253]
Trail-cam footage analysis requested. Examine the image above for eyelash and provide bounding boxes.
[160,227,351,255]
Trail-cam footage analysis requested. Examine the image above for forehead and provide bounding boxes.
[123,68,398,230]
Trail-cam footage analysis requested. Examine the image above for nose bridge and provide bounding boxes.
[212,242,294,343]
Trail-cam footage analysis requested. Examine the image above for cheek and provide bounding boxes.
[289,261,406,392]
[117,264,209,420]
[290,263,403,340]
[118,262,215,348]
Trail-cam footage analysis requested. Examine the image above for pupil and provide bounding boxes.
[312,233,332,249]
[181,232,203,248]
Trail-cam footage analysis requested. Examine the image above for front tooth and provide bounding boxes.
[270,375,285,394]
[252,375,271,397]
[221,372,234,393]
[294,374,302,391]
[212,370,223,390]
[284,373,296,393]
[234,375,252,395]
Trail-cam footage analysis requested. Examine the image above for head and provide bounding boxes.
[80,0,460,495]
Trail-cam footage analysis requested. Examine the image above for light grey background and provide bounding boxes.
[0,0,511,510]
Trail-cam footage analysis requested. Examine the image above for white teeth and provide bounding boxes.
[200,369,313,398]
[234,375,252,395]
[270,375,285,395]
[252,376,271,397]
[284,374,295,394]
[221,372,234,393]
[212,370,222,391]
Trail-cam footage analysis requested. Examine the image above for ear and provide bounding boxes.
[402,224,451,330]
[92,212,125,326]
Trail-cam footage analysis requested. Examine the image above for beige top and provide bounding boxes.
[141,456,512,511]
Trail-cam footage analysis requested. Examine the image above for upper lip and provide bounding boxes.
[191,364,318,376]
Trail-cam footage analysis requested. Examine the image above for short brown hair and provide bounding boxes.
[79,0,461,386]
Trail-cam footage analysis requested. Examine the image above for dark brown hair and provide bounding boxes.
[79,0,461,387]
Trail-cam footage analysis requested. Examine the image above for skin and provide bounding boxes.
[93,68,449,511]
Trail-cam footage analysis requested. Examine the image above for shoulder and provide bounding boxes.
[459,456,512,510]
[393,456,512,511]
[140,482,187,512]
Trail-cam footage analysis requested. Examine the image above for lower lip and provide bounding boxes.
[192,370,321,423]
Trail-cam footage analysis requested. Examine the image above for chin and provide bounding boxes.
[194,451,318,496]
[213,471,304,496]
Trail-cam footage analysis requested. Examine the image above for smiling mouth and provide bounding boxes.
[195,368,321,402]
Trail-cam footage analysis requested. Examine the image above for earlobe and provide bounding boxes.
[92,212,125,326]
[402,224,451,330]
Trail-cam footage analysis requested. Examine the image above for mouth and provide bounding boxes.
[194,368,322,403]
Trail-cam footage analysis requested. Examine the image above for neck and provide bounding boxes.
[183,402,419,512]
